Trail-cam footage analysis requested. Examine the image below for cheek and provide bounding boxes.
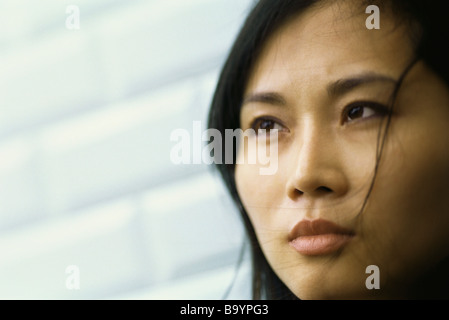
[371,63,449,284]
[234,136,286,224]
[235,162,298,280]
[234,161,288,252]
[234,163,276,225]
[364,120,449,282]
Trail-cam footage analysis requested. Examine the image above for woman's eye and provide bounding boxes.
[251,117,285,133]
[343,102,388,123]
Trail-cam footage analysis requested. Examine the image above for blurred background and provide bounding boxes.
[0,0,254,299]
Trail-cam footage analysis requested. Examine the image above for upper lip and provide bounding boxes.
[288,218,355,240]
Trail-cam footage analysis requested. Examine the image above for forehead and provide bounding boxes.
[245,1,413,94]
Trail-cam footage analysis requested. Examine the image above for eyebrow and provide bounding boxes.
[242,72,397,107]
[242,92,287,107]
[327,72,397,97]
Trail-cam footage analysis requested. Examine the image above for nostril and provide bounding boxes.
[316,186,333,193]
[291,186,334,198]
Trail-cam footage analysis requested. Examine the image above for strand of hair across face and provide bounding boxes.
[356,57,420,223]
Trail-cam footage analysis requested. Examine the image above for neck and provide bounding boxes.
[405,256,449,299]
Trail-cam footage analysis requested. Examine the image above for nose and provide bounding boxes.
[286,127,349,200]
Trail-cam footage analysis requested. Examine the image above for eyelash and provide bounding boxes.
[341,101,390,124]
[250,116,286,133]
[248,101,390,133]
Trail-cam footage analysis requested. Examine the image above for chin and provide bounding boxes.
[283,271,380,300]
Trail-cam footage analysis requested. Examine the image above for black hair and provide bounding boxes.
[208,0,449,299]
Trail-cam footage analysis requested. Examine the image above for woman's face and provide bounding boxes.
[235,1,449,299]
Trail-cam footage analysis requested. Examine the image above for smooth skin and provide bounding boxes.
[235,0,449,299]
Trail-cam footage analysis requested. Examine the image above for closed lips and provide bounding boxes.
[288,219,355,255]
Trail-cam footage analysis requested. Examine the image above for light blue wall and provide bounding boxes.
[0,0,254,299]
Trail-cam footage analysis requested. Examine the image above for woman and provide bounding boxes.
[208,0,449,299]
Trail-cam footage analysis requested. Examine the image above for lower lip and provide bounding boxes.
[289,234,354,256]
